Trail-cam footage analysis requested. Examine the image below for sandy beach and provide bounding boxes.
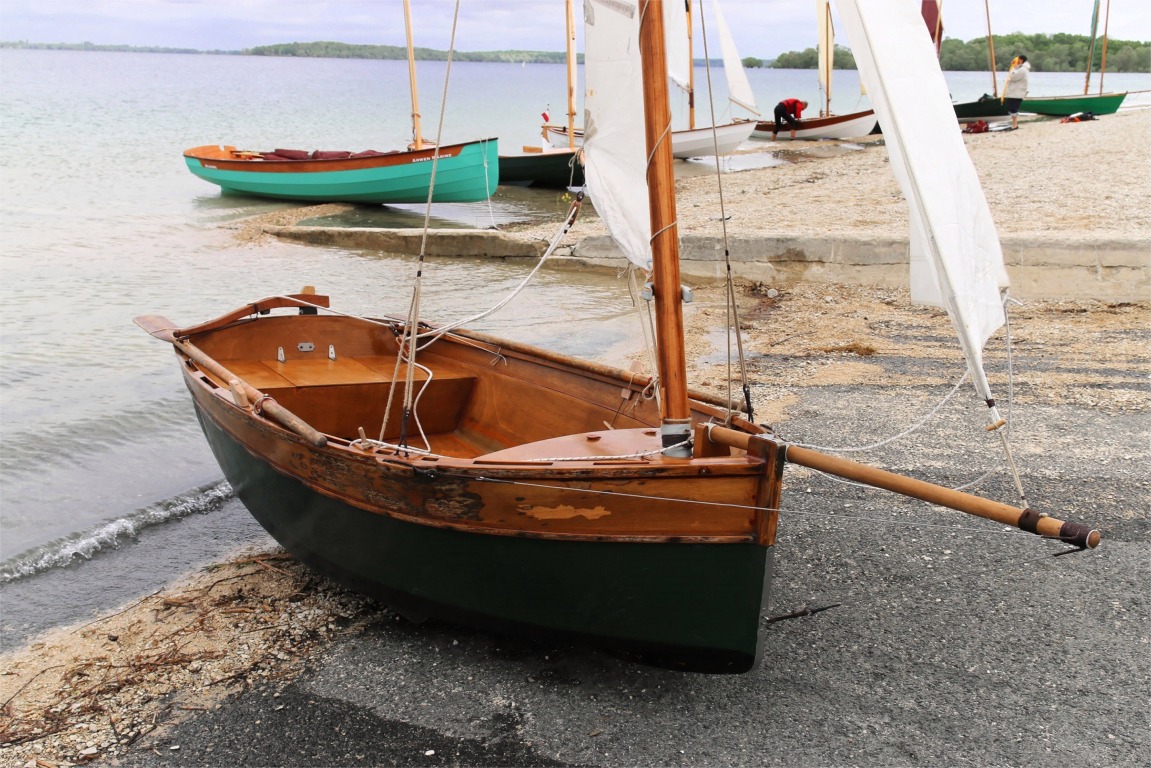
[2,109,1148,767]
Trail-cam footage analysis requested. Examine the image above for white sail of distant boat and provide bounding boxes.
[664,0,758,157]
[835,0,1009,410]
[817,0,835,112]
[713,0,757,115]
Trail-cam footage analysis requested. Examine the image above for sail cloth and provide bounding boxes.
[663,0,691,96]
[583,0,653,271]
[817,0,834,109]
[712,0,759,115]
[836,0,1009,403]
[664,1,758,117]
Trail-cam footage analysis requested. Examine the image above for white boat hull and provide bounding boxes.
[671,120,756,158]
[544,119,756,159]
[751,109,878,141]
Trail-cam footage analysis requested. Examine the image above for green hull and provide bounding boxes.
[955,92,1127,121]
[1021,92,1126,116]
[185,139,499,204]
[192,387,772,673]
[499,150,585,188]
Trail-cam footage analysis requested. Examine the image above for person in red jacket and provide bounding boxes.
[772,98,808,140]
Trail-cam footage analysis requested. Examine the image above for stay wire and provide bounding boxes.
[696,1,754,424]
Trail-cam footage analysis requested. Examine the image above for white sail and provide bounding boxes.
[817,0,834,112]
[835,0,1009,402]
[664,0,692,96]
[583,0,653,271]
[713,0,758,115]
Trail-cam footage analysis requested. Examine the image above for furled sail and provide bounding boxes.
[583,0,653,271]
[713,0,758,115]
[835,0,1009,403]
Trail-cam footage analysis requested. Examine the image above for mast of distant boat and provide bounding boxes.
[403,0,425,150]
[817,0,834,116]
[565,0,578,148]
[984,0,999,98]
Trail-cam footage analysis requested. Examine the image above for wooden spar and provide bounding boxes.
[175,338,328,449]
[1084,0,1100,96]
[565,0,577,150]
[818,0,833,115]
[403,0,423,150]
[685,0,695,130]
[704,426,1101,550]
[983,0,998,98]
[1098,0,1112,96]
[639,0,692,447]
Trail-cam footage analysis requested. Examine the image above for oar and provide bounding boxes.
[704,425,1100,550]
[133,315,327,449]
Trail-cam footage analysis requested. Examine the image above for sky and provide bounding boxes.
[1,0,1148,60]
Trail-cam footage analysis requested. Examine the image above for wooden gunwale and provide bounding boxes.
[187,370,765,544]
[183,139,494,174]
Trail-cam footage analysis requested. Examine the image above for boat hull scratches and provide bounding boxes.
[193,400,773,674]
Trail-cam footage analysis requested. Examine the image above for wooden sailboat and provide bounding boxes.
[498,0,585,189]
[950,0,1127,123]
[752,0,877,141]
[183,0,499,204]
[139,0,1098,674]
[544,0,758,159]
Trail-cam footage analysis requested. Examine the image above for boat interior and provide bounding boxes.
[183,306,741,463]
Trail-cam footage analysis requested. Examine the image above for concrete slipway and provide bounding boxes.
[266,225,1149,302]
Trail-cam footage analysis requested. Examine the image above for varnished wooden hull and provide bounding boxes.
[751,109,878,140]
[157,299,779,672]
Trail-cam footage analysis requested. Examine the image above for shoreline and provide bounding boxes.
[240,109,1151,301]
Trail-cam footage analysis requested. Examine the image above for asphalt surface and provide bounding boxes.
[111,384,1149,768]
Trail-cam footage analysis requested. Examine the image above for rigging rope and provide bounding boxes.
[383,0,463,449]
[696,2,755,424]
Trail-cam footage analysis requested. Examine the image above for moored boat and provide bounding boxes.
[1022,91,1127,116]
[184,0,499,205]
[751,109,877,140]
[498,147,584,188]
[183,141,499,203]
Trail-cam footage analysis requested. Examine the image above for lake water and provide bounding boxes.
[1,49,1147,648]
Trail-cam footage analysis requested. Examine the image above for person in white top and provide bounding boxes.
[1003,55,1031,130]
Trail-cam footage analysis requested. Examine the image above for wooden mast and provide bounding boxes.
[565,0,577,149]
[1098,0,1112,96]
[818,0,834,116]
[984,0,998,98]
[639,0,692,454]
[403,0,424,150]
[685,0,696,130]
[1083,0,1100,95]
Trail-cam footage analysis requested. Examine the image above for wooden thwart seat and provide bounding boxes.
[216,354,477,441]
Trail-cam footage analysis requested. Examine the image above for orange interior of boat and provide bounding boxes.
[184,311,738,463]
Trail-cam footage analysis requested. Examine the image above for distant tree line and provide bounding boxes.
[760,33,1149,73]
[6,34,1146,72]
[244,41,572,64]
[0,40,219,54]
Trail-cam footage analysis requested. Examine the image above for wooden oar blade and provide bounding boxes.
[134,315,180,342]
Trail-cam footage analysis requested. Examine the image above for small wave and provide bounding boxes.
[0,480,234,583]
